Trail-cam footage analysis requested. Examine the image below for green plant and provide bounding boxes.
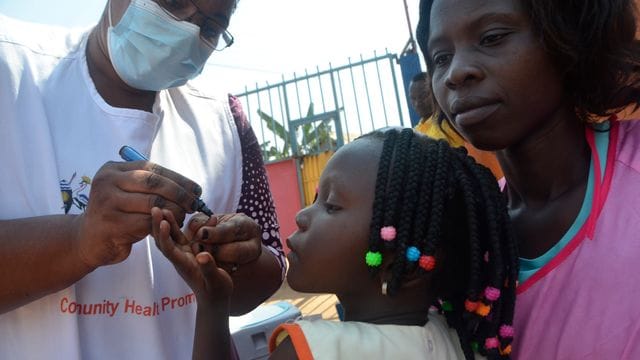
[257,103,337,161]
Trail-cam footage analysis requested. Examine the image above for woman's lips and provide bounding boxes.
[454,103,500,127]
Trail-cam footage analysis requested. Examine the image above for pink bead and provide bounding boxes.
[485,337,499,349]
[484,286,501,301]
[499,324,515,338]
[380,226,397,241]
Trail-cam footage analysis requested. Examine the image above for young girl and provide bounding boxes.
[153,127,518,359]
[416,0,640,358]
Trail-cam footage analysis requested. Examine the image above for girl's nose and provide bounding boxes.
[295,208,310,231]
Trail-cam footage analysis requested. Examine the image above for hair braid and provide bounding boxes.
[367,131,398,258]
[359,128,517,359]
[423,140,451,254]
[389,133,428,294]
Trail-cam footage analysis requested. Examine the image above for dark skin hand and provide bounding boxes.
[0,160,202,313]
[187,212,283,315]
[152,207,282,359]
[82,0,281,317]
[151,208,233,360]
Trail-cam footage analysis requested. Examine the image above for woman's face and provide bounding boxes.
[425,0,567,151]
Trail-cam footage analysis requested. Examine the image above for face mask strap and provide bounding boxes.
[108,0,114,28]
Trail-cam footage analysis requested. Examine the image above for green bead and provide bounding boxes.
[441,300,453,312]
[365,251,382,267]
[471,341,479,353]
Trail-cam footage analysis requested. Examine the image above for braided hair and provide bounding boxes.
[362,128,518,360]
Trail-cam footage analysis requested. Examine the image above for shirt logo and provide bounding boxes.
[60,172,92,214]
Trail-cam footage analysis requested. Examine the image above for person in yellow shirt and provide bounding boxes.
[410,72,465,147]
[410,72,504,179]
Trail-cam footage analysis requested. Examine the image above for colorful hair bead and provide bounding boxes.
[499,324,515,338]
[470,341,479,353]
[406,246,420,262]
[365,251,382,267]
[484,286,501,301]
[484,337,499,349]
[464,299,479,312]
[500,345,512,356]
[475,303,491,317]
[380,226,397,241]
[418,255,436,271]
[441,300,453,312]
[483,251,490,262]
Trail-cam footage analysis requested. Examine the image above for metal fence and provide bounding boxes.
[234,50,412,163]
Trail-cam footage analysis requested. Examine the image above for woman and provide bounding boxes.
[417,0,640,358]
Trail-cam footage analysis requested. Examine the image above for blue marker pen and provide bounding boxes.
[118,145,214,216]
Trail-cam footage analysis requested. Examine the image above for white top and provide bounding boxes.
[272,313,476,359]
[0,14,243,359]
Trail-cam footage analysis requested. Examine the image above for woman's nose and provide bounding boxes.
[444,51,484,89]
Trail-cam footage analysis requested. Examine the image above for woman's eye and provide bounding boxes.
[480,32,510,46]
[432,53,452,67]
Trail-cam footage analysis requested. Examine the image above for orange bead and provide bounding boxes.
[500,345,512,355]
[475,303,491,317]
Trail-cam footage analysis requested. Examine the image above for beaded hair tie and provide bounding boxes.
[380,226,397,241]
[365,251,382,267]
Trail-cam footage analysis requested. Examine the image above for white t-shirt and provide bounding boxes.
[0,14,243,359]
[270,312,473,359]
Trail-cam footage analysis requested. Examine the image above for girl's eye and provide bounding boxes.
[480,32,510,46]
[324,203,341,214]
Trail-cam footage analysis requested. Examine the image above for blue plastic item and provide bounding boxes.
[230,301,301,359]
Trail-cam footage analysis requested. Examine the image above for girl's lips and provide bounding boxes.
[285,236,297,253]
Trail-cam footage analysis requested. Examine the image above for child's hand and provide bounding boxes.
[151,207,233,305]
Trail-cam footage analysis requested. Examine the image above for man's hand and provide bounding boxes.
[73,160,203,269]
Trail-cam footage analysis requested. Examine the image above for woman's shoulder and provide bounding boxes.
[615,119,640,173]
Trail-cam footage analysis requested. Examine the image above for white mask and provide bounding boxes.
[107,0,214,91]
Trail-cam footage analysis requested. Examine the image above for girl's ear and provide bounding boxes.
[378,250,437,295]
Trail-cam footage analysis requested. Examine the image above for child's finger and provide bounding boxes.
[196,251,233,296]
[150,207,163,244]
[161,209,189,245]
[153,210,195,271]
[195,252,223,288]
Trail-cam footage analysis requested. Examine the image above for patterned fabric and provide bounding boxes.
[229,95,286,278]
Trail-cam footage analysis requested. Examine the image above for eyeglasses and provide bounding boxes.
[156,0,234,51]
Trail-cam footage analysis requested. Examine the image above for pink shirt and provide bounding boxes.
[513,120,640,359]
